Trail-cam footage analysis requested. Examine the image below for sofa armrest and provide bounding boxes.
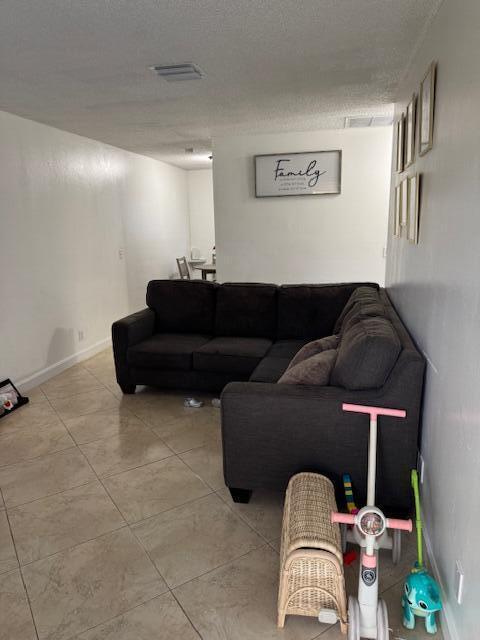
[112,308,155,385]
[221,381,419,513]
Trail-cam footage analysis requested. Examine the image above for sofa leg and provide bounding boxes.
[229,488,252,504]
[120,383,136,394]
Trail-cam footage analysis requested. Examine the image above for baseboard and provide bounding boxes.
[17,337,112,392]
[423,525,458,640]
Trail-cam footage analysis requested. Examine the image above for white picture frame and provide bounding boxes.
[400,178,408,228]
[254,150,341,197]
[404,94,416,168]
[394,184,402,237]
[395,115,405,173]
[419,62,436,156]
[407,174,420,244]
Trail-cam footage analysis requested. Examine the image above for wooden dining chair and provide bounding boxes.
[176,256,191,280]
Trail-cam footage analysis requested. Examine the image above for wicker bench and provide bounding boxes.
[278,472,347,633]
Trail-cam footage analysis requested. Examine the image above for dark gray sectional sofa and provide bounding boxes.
[112,279,425,515]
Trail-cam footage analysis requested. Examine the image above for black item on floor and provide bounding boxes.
[0,378,29,419]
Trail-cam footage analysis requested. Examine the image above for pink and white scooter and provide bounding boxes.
[332,404,413,640]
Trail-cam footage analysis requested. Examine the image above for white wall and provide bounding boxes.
[120,158,189,309]
[187,169,215,261]
[0,110,189,387]
[385,2,480,638]
[212,128,392,284]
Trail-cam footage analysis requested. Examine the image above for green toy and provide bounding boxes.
[402,469,442,634]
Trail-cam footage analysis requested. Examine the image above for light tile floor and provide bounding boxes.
[0,348,442,640]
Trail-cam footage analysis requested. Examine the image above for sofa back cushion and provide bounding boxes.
[340,301,385,335]
[146,280,217,335]
[331,316,401,390]
[333,286,380,334]
[215,283,277,339]
[277,283,379,340]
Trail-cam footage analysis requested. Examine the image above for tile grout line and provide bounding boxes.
[214,488,282,547]
[17,523,130,569]
[170,541,272,593]
[170,590,204,639]
[64,592,175,640]
[5,356,281,640]
[126,489,215,527]
[1,487,41,640]
[39,374,178,530]
[32,384,146,570]
[0,442,79,472]
[3,476,95,511]
[2,356,177,638]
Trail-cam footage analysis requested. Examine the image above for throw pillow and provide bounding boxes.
[288,334,339,370]
[278,349,337,385]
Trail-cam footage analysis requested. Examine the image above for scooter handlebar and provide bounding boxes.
[386,517,413,532]
[342,403,406,419]
[331,512,355,525]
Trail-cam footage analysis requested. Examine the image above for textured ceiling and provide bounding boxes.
[0,0,442,169]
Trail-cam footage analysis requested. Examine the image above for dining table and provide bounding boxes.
[193,262,216,281]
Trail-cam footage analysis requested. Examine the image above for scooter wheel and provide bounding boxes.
[392,529,402,565]
[377,598,390,640]
[347,596,360,640]
[341,523,348,553]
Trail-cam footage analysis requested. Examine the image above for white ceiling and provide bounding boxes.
[0,0,442,169]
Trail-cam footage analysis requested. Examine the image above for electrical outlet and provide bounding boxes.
[418,452,425,484]
[382,246,387,259]
[118,248,124,260]
[78,330,85,342]
[455,560,465,605]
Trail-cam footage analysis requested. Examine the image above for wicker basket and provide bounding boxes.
[278,472,347,633]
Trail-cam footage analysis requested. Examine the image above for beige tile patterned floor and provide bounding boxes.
[0,348,442,640]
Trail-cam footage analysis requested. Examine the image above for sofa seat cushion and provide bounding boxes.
[249,357,291,383]
[193,336,272,375]
[331,317,401,390]
[127,333,211,371]
[267,339,310,360]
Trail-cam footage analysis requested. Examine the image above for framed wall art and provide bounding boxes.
[404,94,416,168]
[395,115,405,173]
[394,184,402,237]
[419,62,436,156]
[254,150,341,197]
[400,178,408,228]
[407,174,420,244]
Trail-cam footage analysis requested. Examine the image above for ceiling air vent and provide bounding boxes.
[344,115,393,128]
[150,63,204,81]
[344,116,373,128]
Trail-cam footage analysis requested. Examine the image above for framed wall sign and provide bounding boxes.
[254,150,341,197]
[419,62,436,156]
